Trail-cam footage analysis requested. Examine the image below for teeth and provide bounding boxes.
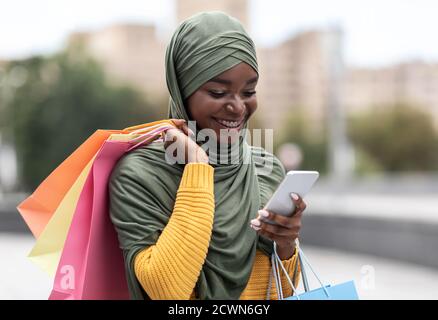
[217,119,240,128]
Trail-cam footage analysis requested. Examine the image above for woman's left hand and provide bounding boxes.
[250,193,306,260]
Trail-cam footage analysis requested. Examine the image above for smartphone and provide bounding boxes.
[263,170,319,218]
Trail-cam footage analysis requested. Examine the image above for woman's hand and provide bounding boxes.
[250,193,306,260]
[164,119,209,164]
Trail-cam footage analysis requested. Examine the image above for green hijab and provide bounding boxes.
[109,11,286,300]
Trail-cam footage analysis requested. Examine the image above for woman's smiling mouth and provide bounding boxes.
[213,117,246,129]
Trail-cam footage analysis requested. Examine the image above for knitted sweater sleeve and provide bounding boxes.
[133,163,214,300]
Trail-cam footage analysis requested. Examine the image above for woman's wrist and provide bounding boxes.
[187,153,209,164]
[187,155,209,164]
[276,242,296,260]
[186,139,209,164]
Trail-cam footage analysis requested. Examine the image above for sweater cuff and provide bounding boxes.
[179,163,214,192]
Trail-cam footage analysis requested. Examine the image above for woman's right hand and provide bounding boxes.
[164,119,209,164]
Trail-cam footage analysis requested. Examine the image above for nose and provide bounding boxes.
[225,95,246,117]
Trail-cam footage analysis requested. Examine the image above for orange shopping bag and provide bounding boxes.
[17,120,176,239]
[17,130,117,238]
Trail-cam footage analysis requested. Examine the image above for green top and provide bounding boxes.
[109,11,285,300]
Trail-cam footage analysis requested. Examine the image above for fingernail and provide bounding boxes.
[291,193,299,201]
[251,219,261,227]
[258,210,269,218]
[250,224,261,231]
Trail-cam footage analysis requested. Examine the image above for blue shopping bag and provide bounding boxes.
[284,282,359,300]
[271,242,359,300]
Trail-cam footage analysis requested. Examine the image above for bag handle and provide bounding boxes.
[126,124,175,152]
[123,119,176,133]
[297,248,330,297]
[271,241,299,300]
[299,251,310,292]
[271,240,331,299]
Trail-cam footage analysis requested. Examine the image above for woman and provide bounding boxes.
[109,11,306,300]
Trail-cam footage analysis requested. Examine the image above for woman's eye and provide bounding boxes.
[243,91,256,97]
[208,90,226,98]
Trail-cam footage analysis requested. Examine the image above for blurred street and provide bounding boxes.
[0,234,52,299]
[1,233,438,300]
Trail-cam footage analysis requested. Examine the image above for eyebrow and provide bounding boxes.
[208,76,259,85]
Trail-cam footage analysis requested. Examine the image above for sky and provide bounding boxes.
[0,0,437,67]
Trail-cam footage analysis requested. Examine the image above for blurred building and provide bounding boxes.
[66,7,332,133]
[67,0,249,103]
[176,0,249,31]
[343,61,438,128]
[256,30,335,133]
[68,24,167,103]
[64,0,438,133]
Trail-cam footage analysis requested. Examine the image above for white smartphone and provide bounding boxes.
[263,170,319,218]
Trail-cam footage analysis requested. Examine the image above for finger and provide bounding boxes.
[174,120,196,140]
[251,218,298,236]
[180,122,190,136]
[258,209,292,228]
[290,193,303,208]
[163,131,177,146]
[291,193,307,212]
[163,129,179,146]
[256,228,278,241]
[260,221,295,236]
[188,127,196,139]
[170,118,186,129]
[257,229,299,244]
[169,119,190,137]
[292,209,303,220]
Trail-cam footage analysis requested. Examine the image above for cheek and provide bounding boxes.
[186,95,204,121]
[247,98,258,117]
[187,95,221,126]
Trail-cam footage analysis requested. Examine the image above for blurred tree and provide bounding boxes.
[276,110,328,174]
[4,50,159,191]
[348,104,438,172]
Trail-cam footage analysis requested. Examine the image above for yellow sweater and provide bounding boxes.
[134,163,300,300]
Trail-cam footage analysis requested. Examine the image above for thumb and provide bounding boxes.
[170,118,186,128]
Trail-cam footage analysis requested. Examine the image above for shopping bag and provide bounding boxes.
[49,123,174,300]
[17,130,118,238]
[272,242,359,300]
[28,157,95,275]
[17,119,175,239]
[20,120,176,276]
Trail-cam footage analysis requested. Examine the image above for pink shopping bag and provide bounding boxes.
[49,125,173,300]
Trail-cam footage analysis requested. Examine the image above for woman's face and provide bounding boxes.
[186,62,258,143]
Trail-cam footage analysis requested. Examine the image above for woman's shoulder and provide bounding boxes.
[109,141,183,190]
[112,141,162,174]
[108,141,183,227]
